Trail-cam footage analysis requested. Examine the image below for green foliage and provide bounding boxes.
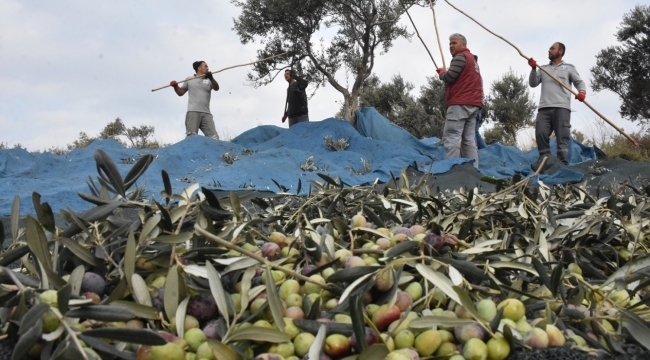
[484,69,536,145]
[416,76,448,138]
[483,126,515,147]
[0,142,26,150]
[599,131,650,162]
[591,5,650,123]
[336,74,445,138]
[571,129,588,145]
[67,118,164,152]
[231,0,427,123]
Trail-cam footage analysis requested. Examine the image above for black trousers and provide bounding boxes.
[535,107,571,165]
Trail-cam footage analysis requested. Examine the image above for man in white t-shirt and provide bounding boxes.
[170,61,220,139]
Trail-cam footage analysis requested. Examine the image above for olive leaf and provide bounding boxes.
[327,266,380,284]
[154,232,194,244]
[69,265,85,296]
[79,334,137,360]
[61,202,122,238]
[264,268,285,332]
[415,263,461,304]
[11,194,20,241]
[0,245,30,267]
[349,294,367,352]
[409,316,477,328]
[176,296,191,339]
[83,327,167,345]
[307,324,327,360]
[32,192,56,233]
[18,303,50,335]
[57,283,72,315]
[112,300,160,320]
[164,265,181,321]
[25,216,52,271]
[239,267,256,315]
[293,319,354,336]
[207,339,242,360]
[12,320,43,360]
[66,305,135,322]
[130,274,152,306]
[620,309,650,351]
[206,261,230,326]
[94,148,126,197]
[139,213,161,244]
[359,344,389,360]
[227,326,290,343]
[61,237,103,268]
[123,154,154,190]
[124,233,136,288]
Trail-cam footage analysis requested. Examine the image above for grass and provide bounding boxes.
[583,118,650,162]
[599,132,650,162]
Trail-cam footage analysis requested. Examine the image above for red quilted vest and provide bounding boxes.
[445,48,483,108]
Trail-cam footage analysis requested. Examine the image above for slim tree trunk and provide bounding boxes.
[343,93,360,128]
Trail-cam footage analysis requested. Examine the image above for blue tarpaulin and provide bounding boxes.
[0,107,596,216]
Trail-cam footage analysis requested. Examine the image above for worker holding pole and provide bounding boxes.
[528,43,586,165]
[437,33,483,168]
[441,0,639,148]
[169,61,220,139]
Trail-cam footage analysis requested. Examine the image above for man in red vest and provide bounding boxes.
[437,33,484,168]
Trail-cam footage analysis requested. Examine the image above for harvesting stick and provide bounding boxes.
[443,0,640,148]
[400,0,439,69]
[429,0,446,68]
[152,52,288,92]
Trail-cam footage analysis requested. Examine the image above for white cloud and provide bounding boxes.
[0,0,642,150]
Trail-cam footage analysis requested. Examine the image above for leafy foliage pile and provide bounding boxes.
[1,150,650,359]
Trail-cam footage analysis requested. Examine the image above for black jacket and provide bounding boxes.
[284,77,309,117]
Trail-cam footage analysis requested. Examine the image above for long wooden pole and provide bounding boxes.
[443,0,640,148]
[151,52,288,92]
[400,1,439,69]
[429,0,446,68]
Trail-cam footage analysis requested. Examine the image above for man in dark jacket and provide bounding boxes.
[282,69,309,127]
[436,33,483,168]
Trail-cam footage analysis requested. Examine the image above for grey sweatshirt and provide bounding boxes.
[529,61,586,110]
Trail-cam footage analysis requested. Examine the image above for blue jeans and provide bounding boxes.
[475,111,487,150]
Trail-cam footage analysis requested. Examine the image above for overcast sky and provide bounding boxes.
[0,0,641,151]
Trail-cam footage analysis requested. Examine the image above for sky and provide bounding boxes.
[0,0,642,151]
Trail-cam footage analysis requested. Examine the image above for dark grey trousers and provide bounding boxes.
[288,114,309,127]
[535,107,571,165]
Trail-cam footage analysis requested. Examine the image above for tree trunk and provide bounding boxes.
[343,93,360,128]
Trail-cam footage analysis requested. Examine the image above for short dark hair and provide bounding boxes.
[193,61,205,72]
[556,42,566,56]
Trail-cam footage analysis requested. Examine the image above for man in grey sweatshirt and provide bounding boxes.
[529,42,586,165]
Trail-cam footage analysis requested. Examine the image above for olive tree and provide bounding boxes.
[484,69,536,145]
[231,0,427,126]
[591,5,650,124]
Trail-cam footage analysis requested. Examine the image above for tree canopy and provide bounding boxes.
[591,5,650,124]
[336,74,446,138]
[484,69,536,146]
[231,0,428,125]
